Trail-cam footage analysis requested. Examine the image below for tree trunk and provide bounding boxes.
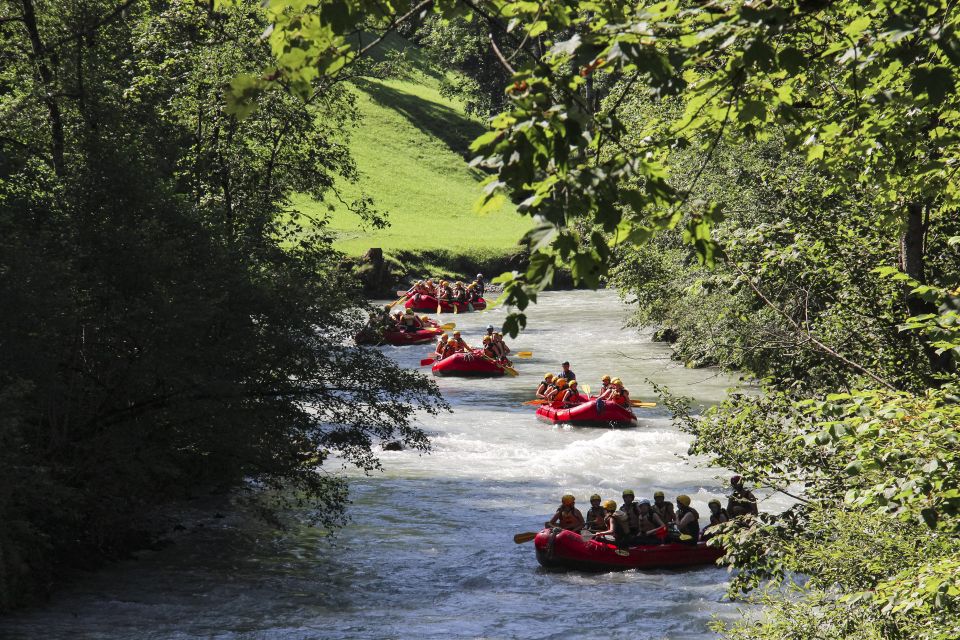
[901,202,954,376]
[20,0,66,177]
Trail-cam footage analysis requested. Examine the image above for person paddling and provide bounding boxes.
[558,380,581,407]
[620,489,641,539]
[701,499,729,540]
[608,378,630,406]
[448,331,469,353]
[593,500,631,547]
[400,309,423,332]
[546,495,585,532]
[474,273,485,298]
[481,336,498,360]
[652,490,677,525]
[546,377,567,402]
[597,374,612,398]
[675,495,700,542]
[727,475,759,517]
[491,332,511,360]
[435,334,454,360]
[635,500,667,545]
[585,494,606,532]
[536,374,555,399]
[452,281,467,305]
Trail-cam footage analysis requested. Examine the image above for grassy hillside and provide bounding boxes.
[292,48,530,261]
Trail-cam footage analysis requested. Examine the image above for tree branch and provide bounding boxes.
[730,261,899,391]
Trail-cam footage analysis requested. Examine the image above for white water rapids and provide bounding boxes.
[1,290,786,639]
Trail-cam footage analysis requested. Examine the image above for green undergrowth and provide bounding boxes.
[291,37,530,262]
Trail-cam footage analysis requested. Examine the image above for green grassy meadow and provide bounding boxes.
[292,54,530,260]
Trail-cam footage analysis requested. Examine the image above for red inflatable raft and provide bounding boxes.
[534,528,723,572]
[356,325,442,346]
[432,351,507,377]
[405,294,487,313]
[536,398,638,428]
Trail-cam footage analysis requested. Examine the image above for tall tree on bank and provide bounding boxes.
[0,0,444,610]
[237,1,960,637]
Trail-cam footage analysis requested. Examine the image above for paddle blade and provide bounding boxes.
[513,532,538,544]
[515,351,533,358]
[523,399,547,405]
[503,365,519,377]
[631,401,657,408]
[436,304,442,314]
[440,322,456,330]
[388,295,406,308]
[581,384,591,395]
[419,357,435,366]
[454,304,459,315]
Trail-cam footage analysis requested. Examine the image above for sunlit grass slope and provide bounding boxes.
[292,46,530,258]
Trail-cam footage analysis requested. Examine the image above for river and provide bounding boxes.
[0,290,778,639]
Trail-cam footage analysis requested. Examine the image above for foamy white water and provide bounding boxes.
[0,290,781,639]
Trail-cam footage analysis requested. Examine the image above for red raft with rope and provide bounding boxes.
[404,294,487,313]
[534,528,723,572]
[535,398,638,428]
[431,351,507,377]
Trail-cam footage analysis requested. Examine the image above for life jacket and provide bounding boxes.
[710,508,729,526]
[652,501,676,524]
[677,505,700,537]
[586,506,605,529]
[536,382,550,397]
[557,388,577,406]
[555,506,582,531]
[729,489,758,515]
[637,508,661,533]
[621,501,641,533]
[448,338,467,352]
[482,347,497,359]
[608,511,631,540]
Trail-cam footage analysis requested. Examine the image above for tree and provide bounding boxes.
[0,0,444,610]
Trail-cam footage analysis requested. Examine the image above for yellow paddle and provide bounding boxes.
[631,400,657,408]
[581,384,591,395]
[388,294,407,308]
[439,322,456,330]
[514,351,533,359]
[513,532,539,544]
[480,353,518,377]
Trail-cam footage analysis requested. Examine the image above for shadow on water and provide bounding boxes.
[354,78,487,161]
[0,476,731,640]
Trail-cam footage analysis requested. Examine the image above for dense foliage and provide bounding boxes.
[0,0,444,611]
[243,0,960,637]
